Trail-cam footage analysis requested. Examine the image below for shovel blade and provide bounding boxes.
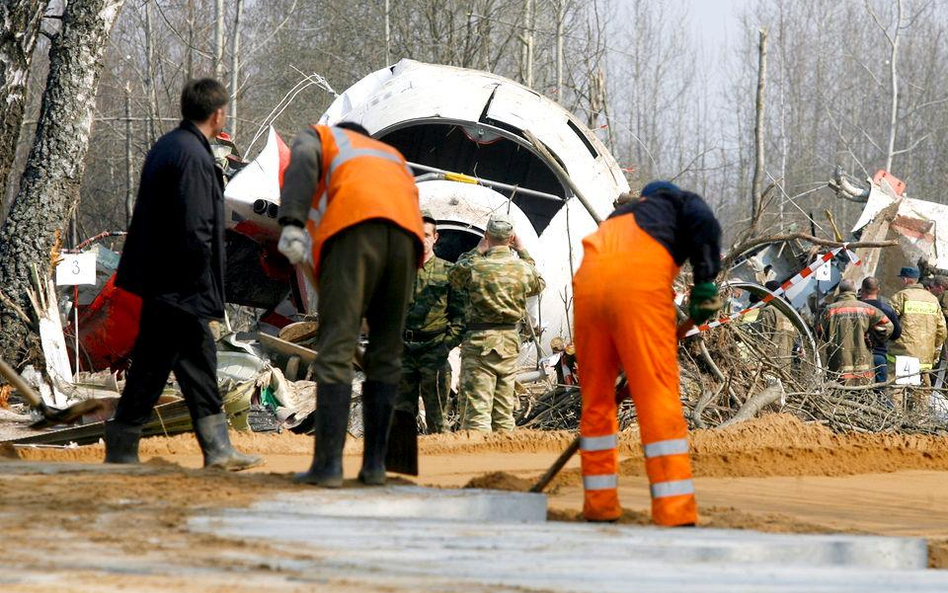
[30,399,108,429]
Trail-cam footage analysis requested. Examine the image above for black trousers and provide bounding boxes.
[313,220,418,385]
[114,299,222,426]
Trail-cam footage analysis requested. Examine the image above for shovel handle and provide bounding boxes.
[529,318,698,494]
[0,358,42,408]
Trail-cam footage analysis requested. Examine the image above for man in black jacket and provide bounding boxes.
[860,275,902,386]
[105,79,261,471]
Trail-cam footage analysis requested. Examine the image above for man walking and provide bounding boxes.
[859,276,901,385]
[818,279,893,385]
[106,79,261,471]
[449,213,545,432]
[888,267,946,412]
[277,122,423,487]
[572,181,722,526]
[396,210,464,433]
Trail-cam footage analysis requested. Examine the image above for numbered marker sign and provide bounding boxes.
[55,253,96,286]
[895,355,922,386]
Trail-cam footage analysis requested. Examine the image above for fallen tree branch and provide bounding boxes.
[725,233,898,268]
[716,383,784,429]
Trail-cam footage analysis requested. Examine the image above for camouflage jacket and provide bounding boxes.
[403,255,465,349]
[818,292,893,379]
[758,305,796,360]
[449,246,545,327]
[889,283,947,367]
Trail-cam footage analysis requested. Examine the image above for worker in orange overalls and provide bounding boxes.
[277,122,424,487]
[573,181,722,526]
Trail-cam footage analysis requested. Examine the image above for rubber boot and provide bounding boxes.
[194,413,264,471]
[358,380,397,486]
[104,419,142,464]
[295,383,351,487]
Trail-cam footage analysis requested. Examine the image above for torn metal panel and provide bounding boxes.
[850,177,948,272]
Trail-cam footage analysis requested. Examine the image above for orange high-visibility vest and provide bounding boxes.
[306,125,424,276]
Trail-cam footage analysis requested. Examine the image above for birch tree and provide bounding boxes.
[0,0,125,363]
[0,0,49,209]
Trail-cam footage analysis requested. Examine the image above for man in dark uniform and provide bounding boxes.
[105,79,262,471]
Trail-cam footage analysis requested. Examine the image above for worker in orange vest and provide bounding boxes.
[573,181,722,526]
[277,122,424,487]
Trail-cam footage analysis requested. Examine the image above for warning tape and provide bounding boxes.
[685,245,861,337]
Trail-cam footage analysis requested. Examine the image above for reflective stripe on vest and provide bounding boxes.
[903,300,940,315]
[650,479,695,499]
[328,127,411,182]
[583,474,618,491]
[307,127,410,225]
[581,433,618,452]
[643,438,689,458]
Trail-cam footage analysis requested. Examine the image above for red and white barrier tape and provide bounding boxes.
[684,245,860,337]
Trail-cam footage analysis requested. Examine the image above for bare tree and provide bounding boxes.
[0,0,49,210]
[0,0,125,363]
[229,0,243,138]
[865,0,903,172]
[751,29,768,219]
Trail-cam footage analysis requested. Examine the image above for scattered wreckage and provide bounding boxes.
[4,62,948,447]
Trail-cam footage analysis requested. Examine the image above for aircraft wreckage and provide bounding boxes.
[71,60,946,376]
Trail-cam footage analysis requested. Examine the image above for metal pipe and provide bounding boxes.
[408,162,565,203]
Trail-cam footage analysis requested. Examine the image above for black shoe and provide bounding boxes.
[194,413,264,471]
[358,380,397,486]
[295,383,351,487]
[104,420,142,464]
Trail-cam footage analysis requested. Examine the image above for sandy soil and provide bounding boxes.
[3,413,948,576]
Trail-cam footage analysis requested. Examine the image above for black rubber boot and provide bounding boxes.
[104,419,142,464]
[194,413,264,471]
[358,380,397,486]
[295,383,351,487]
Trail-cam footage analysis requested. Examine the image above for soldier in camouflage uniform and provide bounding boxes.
[818,279,894,385]
[449,213,545,432]
[396,210,464,433]
[928,275,948,323]
[757,280,797,368]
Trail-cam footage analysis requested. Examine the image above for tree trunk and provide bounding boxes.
[884,0,902,172]
[229,0,243,138]
[751,28,767,220]
[214,0,225,80]
[0,0,49,212]
[0,0,125,364]
[124,81,133,227]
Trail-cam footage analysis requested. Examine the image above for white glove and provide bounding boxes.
[278,225,311,265]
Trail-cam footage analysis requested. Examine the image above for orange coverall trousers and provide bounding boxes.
[572,214,697,526]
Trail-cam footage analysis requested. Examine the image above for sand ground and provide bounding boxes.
[2,413,947,590]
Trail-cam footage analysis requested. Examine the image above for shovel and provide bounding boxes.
[0,358,105,429]
[529,318,698,493]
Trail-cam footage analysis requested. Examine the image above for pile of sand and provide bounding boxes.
[464,471,534,491]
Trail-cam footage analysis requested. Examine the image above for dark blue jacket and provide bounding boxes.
[116,121,225,319]
[861,297,902,355]
[609,188,722,283]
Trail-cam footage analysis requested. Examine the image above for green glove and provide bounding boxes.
[689,282,722,324]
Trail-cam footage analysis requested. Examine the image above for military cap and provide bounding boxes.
[421,209,438,225]
[486,212,514,239]
[899,266,920,279]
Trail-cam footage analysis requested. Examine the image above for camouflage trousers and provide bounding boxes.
[396,342,451,433]
[458,329,520,432]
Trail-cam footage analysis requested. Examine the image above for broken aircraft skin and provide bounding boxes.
[224,59,629,355]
